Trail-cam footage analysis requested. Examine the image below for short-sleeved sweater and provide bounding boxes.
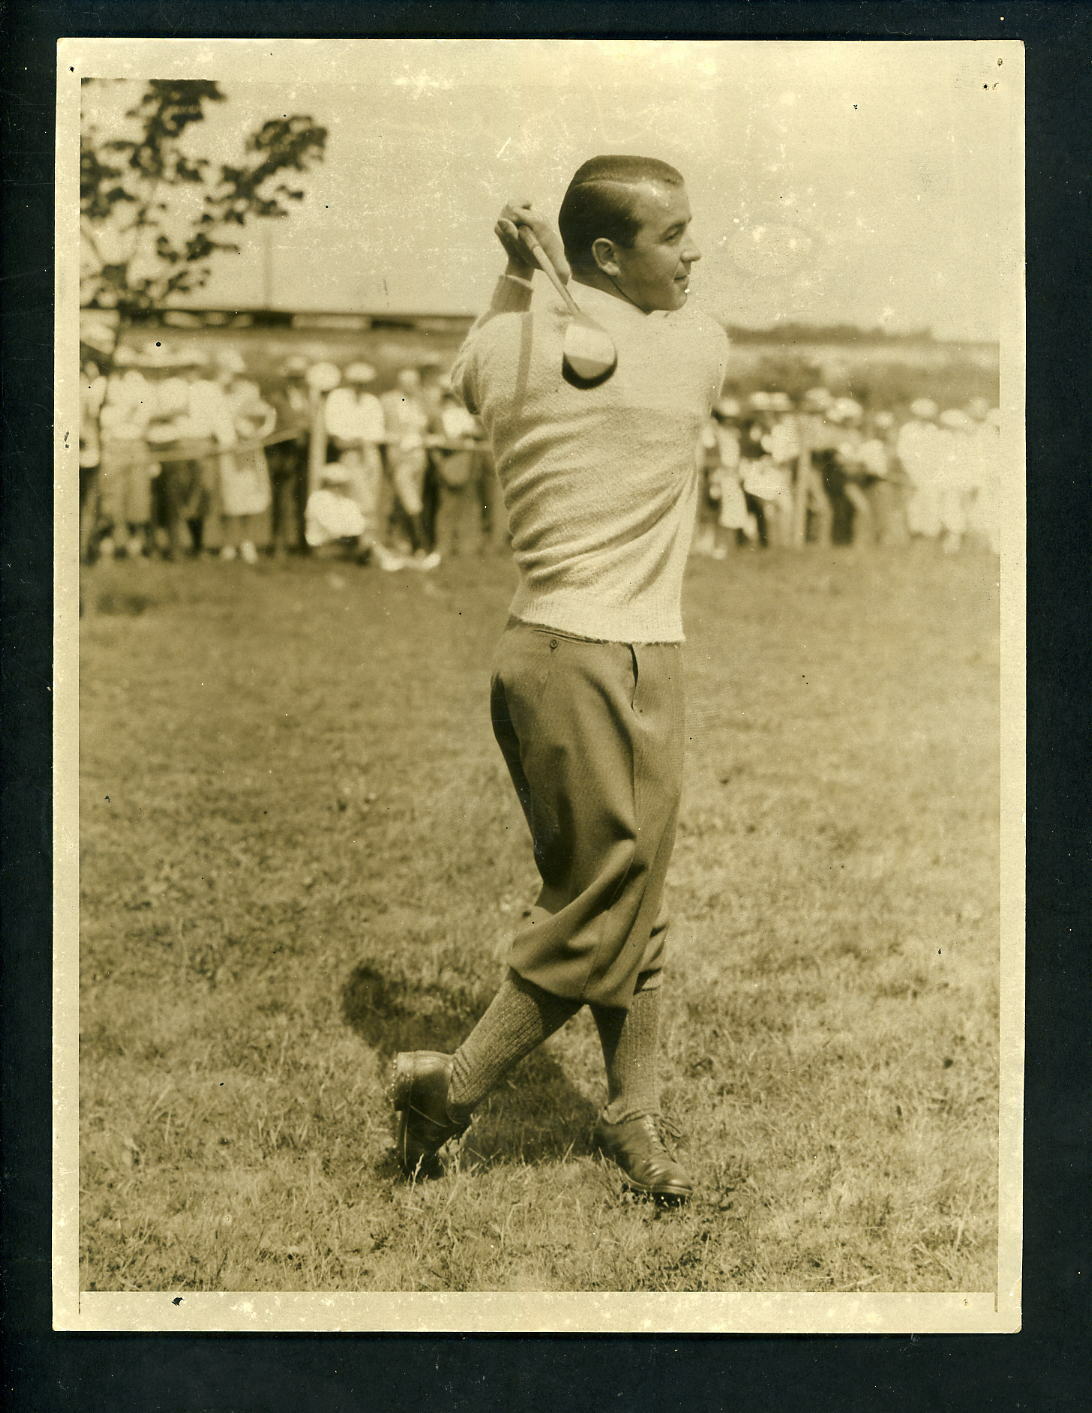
[452,282,729,643]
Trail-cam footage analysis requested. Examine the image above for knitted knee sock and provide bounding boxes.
[592,982,662,1124]
[448,970,581,1118]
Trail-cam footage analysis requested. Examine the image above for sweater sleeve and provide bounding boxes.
[451,274,533,414]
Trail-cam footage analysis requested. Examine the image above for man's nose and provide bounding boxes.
[682,237,702,264]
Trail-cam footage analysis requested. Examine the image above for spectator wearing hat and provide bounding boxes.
[143,344,230,559]
[739,392,796,547]
[839,400,905,547]
[823,397,870,544]
[737,394,774,546]
[859,410,907,545]
[897,398,943,540]
[173,348,236,556]
[97,349,154,559]
[214,349,274,563]
[324,362,389,545]
[266,354,313,555]
[306,462,405,569]
[429,381,486,559]
[143,343,196,558]
[382,367,438,565]
[793,387,839,547]
[764,393,802,546]
[304,461,387,563]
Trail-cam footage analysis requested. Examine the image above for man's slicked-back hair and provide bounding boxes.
[558,155,684,270]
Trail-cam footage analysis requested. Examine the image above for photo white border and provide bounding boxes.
[53,35,1025,1335]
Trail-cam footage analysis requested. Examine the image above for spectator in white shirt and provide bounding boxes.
[144,346,232,558]
[382,368,437,564]
[97,354,154,559]
[324,362,388,532]
[898,399,943,539]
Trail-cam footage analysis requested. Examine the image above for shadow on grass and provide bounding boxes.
[341,963,598,1164]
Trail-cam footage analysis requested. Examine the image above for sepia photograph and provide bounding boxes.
[55,36,1024,1333]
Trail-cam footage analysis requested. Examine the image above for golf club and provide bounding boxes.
[519,229,618,389]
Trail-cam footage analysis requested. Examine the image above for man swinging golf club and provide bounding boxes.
[391,156,728,1202]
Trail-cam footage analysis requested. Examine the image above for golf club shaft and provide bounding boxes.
[519,230,581,315]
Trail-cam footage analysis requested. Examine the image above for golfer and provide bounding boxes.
[391,156,728,1202]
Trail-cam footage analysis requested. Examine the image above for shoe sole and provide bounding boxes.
[622,1181,692,1205]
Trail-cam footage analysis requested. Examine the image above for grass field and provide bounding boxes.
[78,542,1000,1293]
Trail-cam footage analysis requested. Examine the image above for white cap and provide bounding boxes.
[909,398,938,419]
[344,361,377,384]
[307,361,342,393]
[321,462,352,485]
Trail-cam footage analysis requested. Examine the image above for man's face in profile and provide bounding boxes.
[610,181,702,313]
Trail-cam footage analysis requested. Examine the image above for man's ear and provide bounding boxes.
[591,237,621,276]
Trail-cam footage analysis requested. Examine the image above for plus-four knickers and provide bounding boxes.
[489,618,685,1011]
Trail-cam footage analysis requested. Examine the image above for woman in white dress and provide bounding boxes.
[215,350,273,563]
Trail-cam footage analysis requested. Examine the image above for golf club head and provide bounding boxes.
[563,356,618,390]
[561,317,618,389]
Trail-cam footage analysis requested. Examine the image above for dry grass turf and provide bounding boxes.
[78,543,1000,1292]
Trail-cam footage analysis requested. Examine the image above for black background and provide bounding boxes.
[3,3,1088,1408]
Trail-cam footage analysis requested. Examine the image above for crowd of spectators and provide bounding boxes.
[78,341,506,571]
[78,340,1002,570]
[694,388,1001,558]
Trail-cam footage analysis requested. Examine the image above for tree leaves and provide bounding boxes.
[80,79,327,338]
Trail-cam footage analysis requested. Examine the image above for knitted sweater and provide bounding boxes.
[452,282,729,642]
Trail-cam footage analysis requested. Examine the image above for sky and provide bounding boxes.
[79,40,1021,339]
